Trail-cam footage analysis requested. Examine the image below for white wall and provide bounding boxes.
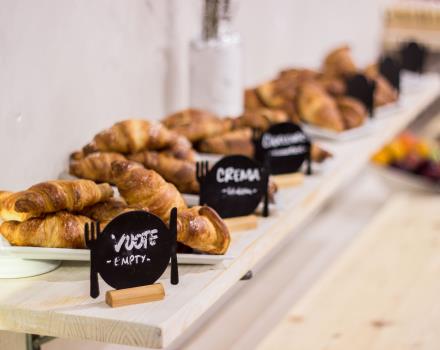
[0,0,391,191]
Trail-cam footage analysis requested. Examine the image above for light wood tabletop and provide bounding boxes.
[0,74,439,349]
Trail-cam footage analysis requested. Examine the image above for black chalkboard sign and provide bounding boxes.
[379,56,401,93]
[85,209,178,298]
[346,74,376,117]
[253,122,311,176]
[196,155,269,218]
[400,41,427,74]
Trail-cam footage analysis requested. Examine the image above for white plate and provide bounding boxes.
[0,244,233,265]
[302,119,374,141]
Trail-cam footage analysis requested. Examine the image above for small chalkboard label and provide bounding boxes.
[253,122,311,176]
[400,41,427,74]
[379,56,401,93]
[346,74,376,117]
[197,155,269,218]
[85,209,178,298]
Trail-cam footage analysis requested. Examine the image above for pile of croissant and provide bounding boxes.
[244,46,398,132]
[0,155,230,254]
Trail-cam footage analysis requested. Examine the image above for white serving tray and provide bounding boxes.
[0,244,233,265]
[302,119,374,141]
[0,234,233,265]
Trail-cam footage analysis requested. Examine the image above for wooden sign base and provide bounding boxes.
[105,283,165,308]
[272,173,304,188]
[224,214,258,232]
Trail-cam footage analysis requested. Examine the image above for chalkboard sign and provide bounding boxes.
[196,155,269,218]
[400,41,427,74]
[85,209,178,298]
[253,122,311,176]
[379,56,401,93]
[346,74,376,117]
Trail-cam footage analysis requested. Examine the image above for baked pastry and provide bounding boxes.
[80,197,148,222]
[162,109,233,142]
[165,133,196,161]
[69,151,126,183]
[311,144,333,163]
[1,211,89,248]
[317,75,347,96]
[255,79,300,123]
[128,151,199,194]
[83,120,175,155]
[297,82,345,132]
[364,65,398,107]
[111,160,230,254]
[1,180,113,221]
[278,68,318,84]
[323,46,357,78]
[177,206,230,254]
[232,109,289,131]
[0,191,34,222]
[336,96,367,129]
[199,128,255,157]
[111,160,187,221]
[244,88,265,110]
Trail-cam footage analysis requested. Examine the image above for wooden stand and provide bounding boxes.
[272,173,304,188]
[105,283,165,308]
[224,215,258,232]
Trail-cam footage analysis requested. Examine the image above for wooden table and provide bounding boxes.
[258,193,440,350]
[0,74,439,349]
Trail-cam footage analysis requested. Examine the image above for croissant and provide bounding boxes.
[297,82,345,132]
[80,197,148,222]
[364,65,398,107]
[0,191,35,222]
[1,211,89,248]
[336,96,367,129]
[255,79,300,123]
[232,108,289,131]
[323,46,357,78]
[244,88,265,110]
[128,151,199,194]
[111,160,187,221]
[164,133,196,161]
[69,152,126,183]
[198,128,255,157]
[311,144,333,163]
[83,120,175,155]
[177,206,230,254]
[3,180,113,220]
[162,109,233,142]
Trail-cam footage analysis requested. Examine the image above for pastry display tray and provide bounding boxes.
[0,244,233,265]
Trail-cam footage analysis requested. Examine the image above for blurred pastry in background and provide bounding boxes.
[323,46,357,78]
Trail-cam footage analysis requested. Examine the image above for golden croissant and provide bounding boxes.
[111,160,187,221]
[232,108,288,131]
[2,180,113,220]
[297,82,345,132]
[128,151,199,194]
[336,96,367,129]
[83,119,175,155]
[323,46,357,78]
[69,151,126,184]
[162,108,233,142]
[80,197,148,222]
[199,128,255,157]
[1,211,89,248]
[0,191,36,222]
[177,206,230,254]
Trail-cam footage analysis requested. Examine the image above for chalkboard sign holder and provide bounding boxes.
[253,123,312,176]
[346,74,376,118]
[379,56,401,93]
[197,155,270,219]
[400,41,427,74]
[84,208,179,302]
